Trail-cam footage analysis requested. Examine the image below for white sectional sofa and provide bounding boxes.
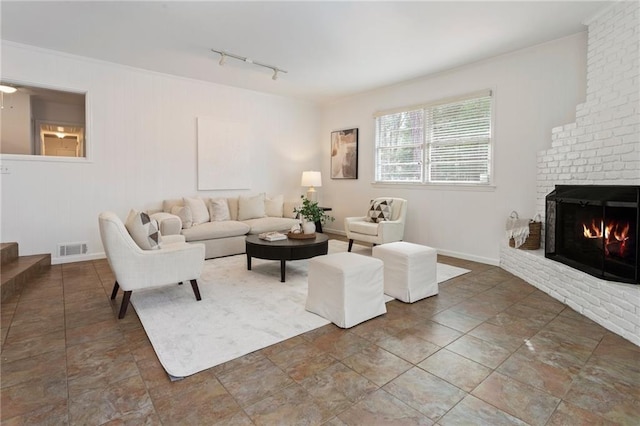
[150,194,301,259]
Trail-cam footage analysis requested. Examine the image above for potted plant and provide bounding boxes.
[294,196,335,234]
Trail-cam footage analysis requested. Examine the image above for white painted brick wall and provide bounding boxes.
[502,1,640,346]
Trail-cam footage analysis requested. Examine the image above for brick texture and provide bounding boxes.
[501,1,640,346]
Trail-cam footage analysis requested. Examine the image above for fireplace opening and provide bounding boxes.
[546,185,639,284]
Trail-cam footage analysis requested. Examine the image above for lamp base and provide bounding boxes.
[306,189,317,203]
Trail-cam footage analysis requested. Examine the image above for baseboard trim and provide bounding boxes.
[52,252,106,265]
[321,227,500,266]
[51,245,500,267]
[436,249,499,266]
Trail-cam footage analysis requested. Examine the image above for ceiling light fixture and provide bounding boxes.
[211,49,287,81]
[0,85,17,94]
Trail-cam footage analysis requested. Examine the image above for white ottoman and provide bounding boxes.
[372,242,438,303]
[306,252,386,328]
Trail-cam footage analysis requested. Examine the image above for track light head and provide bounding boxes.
[272,69,278,81]
[219,53,226,66]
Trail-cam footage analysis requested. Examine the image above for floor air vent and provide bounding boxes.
[58,242,88,257]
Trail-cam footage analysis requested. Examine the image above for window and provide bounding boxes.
[375,91,492,185]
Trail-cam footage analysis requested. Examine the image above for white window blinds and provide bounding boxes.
[375,91,492,184]
[375,109,424,182]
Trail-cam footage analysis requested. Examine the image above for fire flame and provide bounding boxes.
[582,219,630,256]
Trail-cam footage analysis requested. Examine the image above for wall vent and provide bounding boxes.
[58,242,88,257]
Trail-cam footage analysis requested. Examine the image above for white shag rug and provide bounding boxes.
[130,240,470,377]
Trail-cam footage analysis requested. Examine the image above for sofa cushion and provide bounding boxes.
[284,200,302,219]
[265,195,284,217]
[227,197,239,221]
[184,197,210,225]
[125,210,161,250]
[209,198,231,221]
[171,205,193,229]
[238,193,266,221]
[349,220,379,236]
[244,217,301,235]
[163,198,183,213]
[181,221,250,242]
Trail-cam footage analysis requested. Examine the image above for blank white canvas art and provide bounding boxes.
[197,116,251,190]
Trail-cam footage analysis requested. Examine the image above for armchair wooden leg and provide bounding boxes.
[110,281,119,300]
[190,279,202,301]
[118,291,132,319]
[178,282,183,285]
[348,239,354,252]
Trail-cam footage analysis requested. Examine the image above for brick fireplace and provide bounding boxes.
[500,1,640,346]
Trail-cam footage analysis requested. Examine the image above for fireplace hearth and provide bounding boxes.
[545,185,639,284]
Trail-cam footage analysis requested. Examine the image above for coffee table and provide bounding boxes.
[245,234,329,282]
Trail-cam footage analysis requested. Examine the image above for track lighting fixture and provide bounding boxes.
[211,49,287,81]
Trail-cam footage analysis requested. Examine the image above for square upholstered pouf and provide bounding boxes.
[372,241,438,303]
[306,252,386,328]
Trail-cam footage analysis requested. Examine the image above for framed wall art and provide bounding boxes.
[330,128,358,179]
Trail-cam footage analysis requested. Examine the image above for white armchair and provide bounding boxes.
[98,211,205,319]
[344,198,408,251]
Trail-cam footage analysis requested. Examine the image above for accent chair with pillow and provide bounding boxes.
[344,197,408,251]
[99,211,205,319]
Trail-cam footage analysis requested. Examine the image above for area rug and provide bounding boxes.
[130,240,470,377]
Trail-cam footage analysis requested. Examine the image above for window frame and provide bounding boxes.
[373,90,494,187]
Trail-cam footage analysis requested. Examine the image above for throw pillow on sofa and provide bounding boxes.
[171,205,193,229]
[265,195,284,218]
[238,193,266,221]
[184,197,210,225]
[125,210,161,250]
[209,198,231,221]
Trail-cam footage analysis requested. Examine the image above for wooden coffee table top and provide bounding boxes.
[245,234,329,282]
[245,233,329,249]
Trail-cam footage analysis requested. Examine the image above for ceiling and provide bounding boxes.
[1,1,609,104]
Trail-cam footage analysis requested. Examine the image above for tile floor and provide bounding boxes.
[1,241,639,425]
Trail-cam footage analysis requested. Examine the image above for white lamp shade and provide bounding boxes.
[301,171,322,188]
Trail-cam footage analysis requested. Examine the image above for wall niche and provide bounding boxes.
[1,82,87,158]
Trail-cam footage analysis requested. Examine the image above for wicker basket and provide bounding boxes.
[508,213,541,250]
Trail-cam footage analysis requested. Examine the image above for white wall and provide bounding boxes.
[0,42,319,263]
[320,33,588,264]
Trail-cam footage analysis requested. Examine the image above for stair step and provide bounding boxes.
[1,242,19,266]
[1,253,51,303]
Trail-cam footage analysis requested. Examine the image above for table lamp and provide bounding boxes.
[301,171,322,202]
